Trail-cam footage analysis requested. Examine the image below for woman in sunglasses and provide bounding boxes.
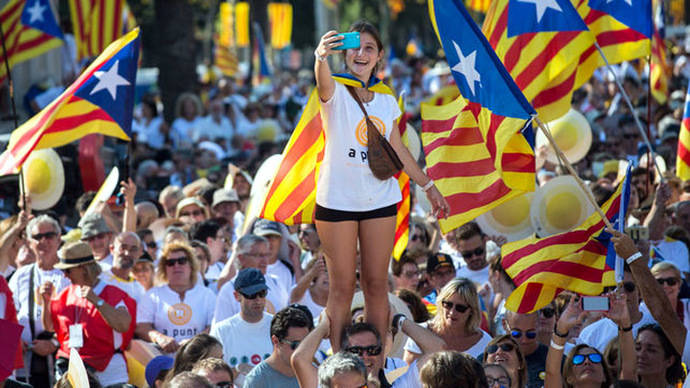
[135,242,217,354]
[635,324,685,388]
[545,291,634,388]
[404,278,491,362]
[482,335,526,388]
[651,262,689,327]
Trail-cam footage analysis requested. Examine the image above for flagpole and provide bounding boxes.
[535,116,614,230]
[593,41,663,179]
[0,16,26,210]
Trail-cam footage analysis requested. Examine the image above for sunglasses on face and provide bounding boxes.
[215,382,232,388]
[241,289,268,299]
[656,277,679,286]
[622,282,636,293]
[32,231,58,241]
[165,257,189,267]
[441,300,470,313]
[572,353,603,365]
[487,377,511,388]
[487,343,515,354]
[180,209,204,217]
[461,247,484,258]
[539,307,556,318]
[345,344,382,356]
[146,241,157,249]
[510,329,537,339]
[280,338,301,350]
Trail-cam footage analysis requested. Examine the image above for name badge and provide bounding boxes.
[68,324,83,348]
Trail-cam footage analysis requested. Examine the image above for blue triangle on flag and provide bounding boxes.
[21,0,63,39]
[507,0,588,37]
[587,0,652,38]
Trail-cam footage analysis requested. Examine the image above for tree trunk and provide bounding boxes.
[154,0,197,123]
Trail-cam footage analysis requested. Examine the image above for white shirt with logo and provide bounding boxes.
[210,312,273,371]
[101,270,146,303]
[316,81,402,211]
[137,282,216,344]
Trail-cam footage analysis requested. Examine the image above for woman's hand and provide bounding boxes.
[606,228,639,261]
[315,31,343,59]
[426,185,450,219]
[556,295,587,335]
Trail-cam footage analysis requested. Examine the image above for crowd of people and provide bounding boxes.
[1,16,690,388]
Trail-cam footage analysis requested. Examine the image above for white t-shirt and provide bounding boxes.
[267,260,294,295]
[100,270,146,303]
[205,262,225,281]
[577,303,656,352]
[653,239,690,276]
[137,282,216,344]
[294,287,325,321]
[212,273,288,325]
[196,115,234,142]
[403,322,492,359]
[171,117,204,149]
[97,254,113,272]
[210,312,273,370]
[316,81,402,211]
[455,266,490,288]
[132,116,166,149]
[391,359,421,388]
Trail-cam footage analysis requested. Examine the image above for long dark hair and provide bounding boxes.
[167,334,223,380]
[343,20,383,80]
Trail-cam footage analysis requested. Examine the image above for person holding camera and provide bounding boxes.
[312,19,449,352]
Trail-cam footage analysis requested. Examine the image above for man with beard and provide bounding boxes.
[101,232,146,302]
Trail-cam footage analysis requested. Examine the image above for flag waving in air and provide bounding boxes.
[423,0,536,233]
[482,0,594,122]
[503,166,631,313]
[0,28,140,175]
[677,85,690,180]
[0,0,64,83]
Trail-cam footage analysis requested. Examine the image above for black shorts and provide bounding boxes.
[315,204,397,222]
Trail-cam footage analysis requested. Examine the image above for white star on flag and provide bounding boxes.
[26,0,45,23]
[517,0,563,22]
[451,41,481,96]
[90,60,130,100]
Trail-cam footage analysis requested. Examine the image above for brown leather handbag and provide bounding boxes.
[345,85,403,180]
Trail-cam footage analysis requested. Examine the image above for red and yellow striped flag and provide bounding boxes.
[393,95,410,260]
[260,75,396,224]
[68,0,132,61]
[482,0,594,122]
[650,1,668,104]
[267,3,292,49]
[235,2,250,48]
[215,1,238,77]
[503,168,631,313]
[0,0,64,83]
[425,83,461,106]
[676,85,690,180]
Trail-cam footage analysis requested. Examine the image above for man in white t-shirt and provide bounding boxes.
[253,219,297,293]
[210,268,273,376]
[101,232,146,302]
[79,213,114,271]
[213,235,288,324]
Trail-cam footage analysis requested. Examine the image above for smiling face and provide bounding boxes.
[344,32,383,82]
[486,340,520,379]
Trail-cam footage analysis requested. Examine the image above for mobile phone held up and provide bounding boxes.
[334,32,360,50]
[581,296,609,311]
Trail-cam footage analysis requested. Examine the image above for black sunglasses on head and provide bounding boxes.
[345,344,382,356]
[461,247,484,258]
[241,289,268,299]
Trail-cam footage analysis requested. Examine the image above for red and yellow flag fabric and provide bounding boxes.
[425,83,461,107]
[482,0,594,122]
[0,29,140,175]
[503,168,631,313]
[425,0,536,234]
[215,1,238,77]
[260,75,395,225]
[0,0,63,83]
[650,1,668,104]
[676,85,690,180]
[235,2,250,48]
[393,95,410,261]
[267,3,292,49]
[68,0,134,61]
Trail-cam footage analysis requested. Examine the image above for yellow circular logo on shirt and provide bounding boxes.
[355,116,385,147]
[168,303,192,326]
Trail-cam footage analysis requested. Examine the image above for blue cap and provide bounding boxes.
[234,268,268,295]
[145,355,174,387]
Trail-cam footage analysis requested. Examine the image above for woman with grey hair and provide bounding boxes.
[318,351,368,388]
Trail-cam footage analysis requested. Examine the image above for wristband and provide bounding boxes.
[314,50,327,62]
[422,179,435,192]
[554,328,569,338]
[50,338,59,348]
[619,325,632,332]
[549,339,564,350]
[625,252,643,265]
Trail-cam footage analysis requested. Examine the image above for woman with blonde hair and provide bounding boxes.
[135,242,216,354]
[650,261,690,327]
[404,278,491,362]
[170,92,203,149]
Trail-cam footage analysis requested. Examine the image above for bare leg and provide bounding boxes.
[358,215,396,346]
[315,219,358,352]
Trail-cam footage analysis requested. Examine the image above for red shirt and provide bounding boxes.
[50,281,136,371]
[0,276,23,370]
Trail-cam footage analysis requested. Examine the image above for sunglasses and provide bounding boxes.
[539,307,556,318]
[510,330,537,339]
[165,257,189,267]
[215,382,232,388]
[345,344,382,356]
[241,289,268,299]
[656,277,679,286]
[487,377,511,388]
[146,241,157,249]
[572,353,603,365]
[441,300,470,313]
[622,282,636,293]
[32,231,58,241]
[487,343,515,354]
[180,209,204,217]
[280,338,301,350]
[461,247,484,258]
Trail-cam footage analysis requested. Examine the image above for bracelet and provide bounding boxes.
[554,328,569,338]
[619,325,632,332]
[625,252,643,265]
[549,339,565,350]
[422,179,435,192]
[314,50,327,62]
